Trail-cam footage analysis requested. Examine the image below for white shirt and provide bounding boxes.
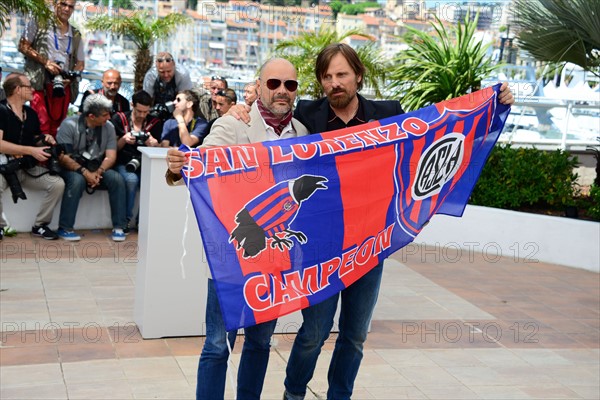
[262,118,299,141]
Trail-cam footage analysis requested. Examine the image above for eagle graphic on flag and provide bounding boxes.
[180,84,511,331]
[230,175,328,257]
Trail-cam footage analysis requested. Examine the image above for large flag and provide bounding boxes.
[180,84,511,331]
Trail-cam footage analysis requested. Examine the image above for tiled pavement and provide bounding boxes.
[1,230,598,399]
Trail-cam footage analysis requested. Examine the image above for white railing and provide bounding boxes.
[502,97,599,151]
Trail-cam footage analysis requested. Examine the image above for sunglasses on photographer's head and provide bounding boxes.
[216,90,235,102]
[264,78,298,92]
[156,57,173,63]
[211,75,224,81]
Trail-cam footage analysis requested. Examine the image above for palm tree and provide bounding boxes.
[511,0,600,77]
[274,27,389,99]
[388,12,499,111]
[1,0,54,35]
[86,11,191,91]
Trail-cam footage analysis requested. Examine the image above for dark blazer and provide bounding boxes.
[294,94,404,134]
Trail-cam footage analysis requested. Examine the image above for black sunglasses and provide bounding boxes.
[59,2,75,10]
[265,79,298,92]
[216,90,235,102]
[156,57,173,63]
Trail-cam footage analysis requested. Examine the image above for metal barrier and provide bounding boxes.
[501,97,599,151]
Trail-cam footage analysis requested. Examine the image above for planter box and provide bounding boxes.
[415,205,599,273]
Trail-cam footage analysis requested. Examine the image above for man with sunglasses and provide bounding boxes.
[160,90,208,148]
[227,43,515,400]
[19,0,85,137]
[165,58,309,400]
[198,75,228,122]
[143,52,192,108]
[214,88,237,117]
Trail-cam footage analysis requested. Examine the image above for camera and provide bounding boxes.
[131,131,150,146]
[52,62,82,97]
[149,101,175,120]
[42,140,64,175]
[0,155,26,203]
[125,156,141,173]
[77,151,101,172]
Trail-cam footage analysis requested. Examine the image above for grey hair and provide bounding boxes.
[82,93,113,116]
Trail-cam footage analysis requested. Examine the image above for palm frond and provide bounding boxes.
[388,11,499,111]
[86,11,191,91]
[512,0,600,76]
[1,0,54,34]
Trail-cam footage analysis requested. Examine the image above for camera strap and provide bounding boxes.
[22,167,50,179]
[153,77,177,105]
[115,111,130,133]
[76,115,103,155]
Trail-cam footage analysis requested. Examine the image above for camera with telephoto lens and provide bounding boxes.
[149,101,175,120]
[52,61,82,97]
[0,154,26,203]
[125,155,142,173]
[77,151,101,173]
[125,131,150,173]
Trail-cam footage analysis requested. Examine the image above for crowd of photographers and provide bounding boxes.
[0,48,255,241]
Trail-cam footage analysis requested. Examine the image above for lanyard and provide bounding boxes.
[53,26,72,55]
[5,103,27,144]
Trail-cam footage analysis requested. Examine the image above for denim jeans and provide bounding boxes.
[114,164,139,223]
[58,169,126,230]
[196,279,277,400]
[284,262,384,400]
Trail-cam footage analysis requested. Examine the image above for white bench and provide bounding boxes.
[2,180,138,232]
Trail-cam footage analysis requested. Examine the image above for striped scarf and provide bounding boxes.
[256,98,293,135]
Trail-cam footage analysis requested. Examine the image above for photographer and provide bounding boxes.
[0,73,65,241]
[112,90,161,232]
[198,76,228,122]
[19,0,85,137]
[56,94,126,242]
[160,90,208,148]
[80,69,130,116]
[143,52,192,111]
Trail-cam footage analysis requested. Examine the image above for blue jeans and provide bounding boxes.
[58,169,126,230]
[284,263,384,400]
[196,279,277,400]
[114,164,139,223]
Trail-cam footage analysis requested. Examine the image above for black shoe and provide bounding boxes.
[32,225,59,240]
[0,228,3,241]
[124,221,131,236]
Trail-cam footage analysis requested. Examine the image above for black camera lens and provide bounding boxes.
[0,158,27,203]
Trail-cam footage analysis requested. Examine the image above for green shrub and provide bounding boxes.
[470,145,579,210]
[586,185,600,221]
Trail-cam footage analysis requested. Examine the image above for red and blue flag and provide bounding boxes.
[180,85,511,331]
